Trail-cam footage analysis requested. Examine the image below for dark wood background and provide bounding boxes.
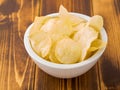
[0,0,120,90]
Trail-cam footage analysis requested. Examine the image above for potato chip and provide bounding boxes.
[59,5,70,19]
[85,39,106,59]
[29,31,52,58]
[41,18,58,33]
[59,5,86,26]
[55,38,81,64]
[59,5,73,28]
[88,39,106,52]
[73,22,86,31]
[49,45,61,63]
[87,15,103,31]
[73,27,98,61]
[41,18,73,42]
[70,15,86,26]
[87,47,98,52]
[52,20,73,36]
[30,16,51,36]
[70,23,86,38]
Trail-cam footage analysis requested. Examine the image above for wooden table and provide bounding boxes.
[0,0,120,90]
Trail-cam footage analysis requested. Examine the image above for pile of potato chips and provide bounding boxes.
[29,5,106,64]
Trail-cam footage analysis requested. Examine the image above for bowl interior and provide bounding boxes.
[24,13,108,69]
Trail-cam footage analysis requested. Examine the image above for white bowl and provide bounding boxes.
[24,13,108,78]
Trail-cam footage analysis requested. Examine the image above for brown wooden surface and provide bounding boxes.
[0,0,120,90]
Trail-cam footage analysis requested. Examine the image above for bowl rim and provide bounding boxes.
[24,12,108,69]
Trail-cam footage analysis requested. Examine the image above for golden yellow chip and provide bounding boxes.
[59,5,69,19]
[41,18,73,42]
[70,15,86,26]
[59,5,72,26]
[88,39,106,52]
[41,18,58,32]
[87,15,103,31]
[49,45,61,63]
[52,20,73,36]
[29,16,51,36]
[85,39,106,59]
[73,22,86,31]
[59,5,86,26]
[88,47,98,52]
[73,27,98,61]
[29,31,52,58]
[55,38,81,64]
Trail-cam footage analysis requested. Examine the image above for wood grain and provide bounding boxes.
[0,0,39,89]
[0,0,120,90]
[93,0,120,89]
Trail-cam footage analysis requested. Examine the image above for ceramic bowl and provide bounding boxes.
[24,13,107,78]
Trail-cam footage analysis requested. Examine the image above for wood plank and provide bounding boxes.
[34,0,100,90]
[92,0,120,89]
[0,0,39,89]
[0,18,11,90]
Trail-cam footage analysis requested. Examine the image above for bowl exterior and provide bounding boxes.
[31,56,99,78]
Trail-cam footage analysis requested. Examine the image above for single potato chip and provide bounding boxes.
[55,38,81,64]
[70,15,86,26]
[41,18,58,32]
[59,5,72,27]
[87,15,103,31]
[53,20,73,36]
[49,45,61,63]
[85,39,106,59]
[41,18,73,42]
[88,39,106,52]
[29,31,52,58]
[29,16,51,36]
[59,5,70,19]
[74,27,98,61]
[73,22,86,31]
[59,5,86,26]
